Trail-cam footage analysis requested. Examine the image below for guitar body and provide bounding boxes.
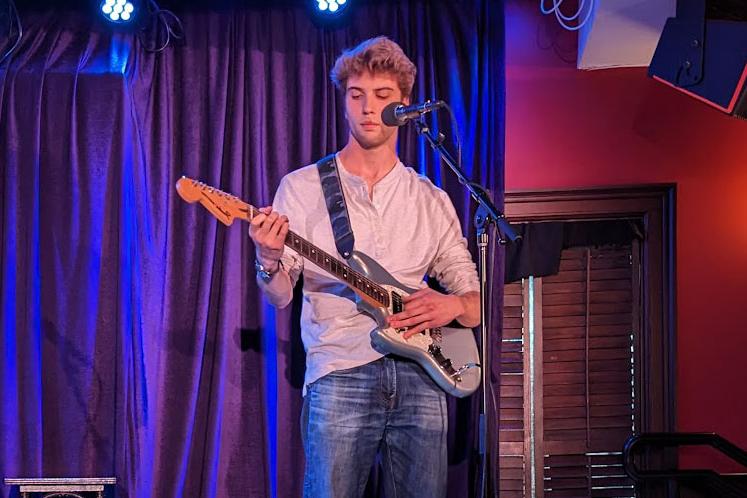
[348,251,481,398]
[175,176,481,398]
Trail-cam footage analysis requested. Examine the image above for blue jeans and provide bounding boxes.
[301,356,448,498]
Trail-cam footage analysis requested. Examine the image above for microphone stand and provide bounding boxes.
[412,116,519,498]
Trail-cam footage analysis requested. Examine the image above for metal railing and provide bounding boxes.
[623,432,747,498]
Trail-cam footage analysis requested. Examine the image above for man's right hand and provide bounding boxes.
[249,206,289,271]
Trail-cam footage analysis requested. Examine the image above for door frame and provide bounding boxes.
[503,185,677,496]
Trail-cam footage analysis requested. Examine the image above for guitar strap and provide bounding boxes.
[316,154,355,260]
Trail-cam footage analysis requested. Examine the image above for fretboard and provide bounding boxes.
[243,204,390,307]
[284,231,390,307]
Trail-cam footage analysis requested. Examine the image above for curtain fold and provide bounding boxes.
[0,1,505,496]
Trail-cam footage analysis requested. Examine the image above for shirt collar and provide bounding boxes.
[335,153,404,189]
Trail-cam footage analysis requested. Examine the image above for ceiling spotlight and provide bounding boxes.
[100,0,137,23]
[316,0,348,15]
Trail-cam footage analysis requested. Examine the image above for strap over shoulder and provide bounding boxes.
[316,154,355,259]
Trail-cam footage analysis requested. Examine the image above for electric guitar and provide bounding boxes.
[175,176,481,398]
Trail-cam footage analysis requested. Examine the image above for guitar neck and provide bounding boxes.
[238,200,390,307]
[176,176,390,308]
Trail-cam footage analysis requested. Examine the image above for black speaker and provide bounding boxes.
[649,0,747,118]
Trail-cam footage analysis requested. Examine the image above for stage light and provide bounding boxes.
[100,0,137,23]
[316,0,348,15]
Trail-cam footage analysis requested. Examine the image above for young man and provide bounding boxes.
[248,36,480,497]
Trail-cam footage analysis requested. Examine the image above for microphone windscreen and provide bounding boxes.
[381,102,402,127]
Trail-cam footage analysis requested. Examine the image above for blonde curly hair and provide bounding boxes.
[330,36,417,99]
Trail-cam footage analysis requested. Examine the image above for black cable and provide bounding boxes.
[442,102,463,172]
[137,0,184,53]
[0,0,22,66]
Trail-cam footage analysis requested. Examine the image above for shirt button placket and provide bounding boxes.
[370,203,385,259]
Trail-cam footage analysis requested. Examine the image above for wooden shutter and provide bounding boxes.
[499,244,640,498]
[499,280,527,498]
[542,246,637,498]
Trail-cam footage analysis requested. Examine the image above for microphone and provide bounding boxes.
[381,100,446,126]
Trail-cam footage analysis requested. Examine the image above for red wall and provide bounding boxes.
[505,0,747,469]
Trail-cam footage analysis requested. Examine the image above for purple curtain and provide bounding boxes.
[0,1,505,496]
